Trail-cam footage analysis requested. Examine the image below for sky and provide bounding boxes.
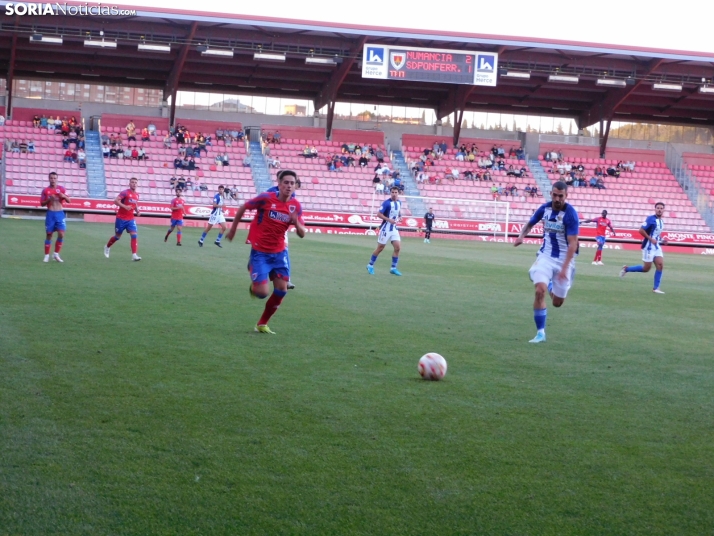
[116,0,714,58]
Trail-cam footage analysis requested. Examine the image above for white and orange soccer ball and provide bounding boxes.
[418,353,447,381]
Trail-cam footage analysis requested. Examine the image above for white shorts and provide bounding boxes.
[529,254,576,299]
[378,226,400,245]
[208,212,226,225]
[642,245,663,263]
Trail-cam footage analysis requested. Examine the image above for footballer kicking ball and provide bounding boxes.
[418,353,447,381]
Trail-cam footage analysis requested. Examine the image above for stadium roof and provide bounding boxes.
[2,2,714,132]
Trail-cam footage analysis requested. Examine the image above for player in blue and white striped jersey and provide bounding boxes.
[198,185,227,248]
[367,186,403,276]
[514,181,580,343]
[619,202,668,294]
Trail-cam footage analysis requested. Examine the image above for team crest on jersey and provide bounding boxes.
[271,204,276,209]
[251,272,258,281]
[289,205,296,213]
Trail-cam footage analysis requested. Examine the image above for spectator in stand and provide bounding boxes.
[110,133,119,147]
[478,156,492,169]
[359,154,369,167]
[525,185,531,196]
[102,143,110,158]
[19,140,29,154]
[596,177,606,189]
[272,131,281,144]
[76,136,85,150]
[445,167,459,181]
[589,176,598,188]
[455,149,465,162]
[497,146,506,157]
[159,133,170,150]
[187,157,198,171]
[147,123,156,136]
[268,156,280,169]
[60,120,70,137]
[141,127,150,142]
[173,157,183,169]
[126,120,136,142]
[510,184,518,197]
[464,170,474,180]
[623,161,636,171]
[47,116,56,131]
[606,166,620,178]
[69,116,77,128]
[11,140,20,153]
[170,176,178,190]
[236,128,245,140]
[138,147,148,161]
[243,155,252,167]
[40,115,48,128]
[28,140,35,153]
[530,186,539,197]
[310,146,318,158]
[491,184,500,200]
[110,146,119,158]
[483,170,492,182]
[375,147,385,163]
[215,129,225,141]
[77,149,87,168]
[176,176,187,191]
[33,115,41,128]
[516,147,525,160]
[197,133,207,155]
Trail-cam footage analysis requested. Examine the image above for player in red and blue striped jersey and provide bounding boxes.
[227,171,305,334]
[515,181,579,343]
[266,171,301,289]
[104,177,142,261]
[40,171,71,263]
[165,189,186,245]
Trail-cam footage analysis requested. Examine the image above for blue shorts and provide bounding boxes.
[248,249,290,284]
[596,236,606,248]
[170,219,184,227]
[115,218,138,235]
[45,210,66,233]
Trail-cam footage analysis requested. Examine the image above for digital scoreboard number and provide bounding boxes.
[362,44,498,87]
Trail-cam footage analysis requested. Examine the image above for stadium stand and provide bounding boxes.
[3,110,89,197]
[538,147,708,232]
[101,115,253,204]
[260,126,404,213]
[403,135,537,221]
[683,153,714,209]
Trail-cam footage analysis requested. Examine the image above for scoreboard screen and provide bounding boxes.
[362,44,498,87]
[387,50,476,84]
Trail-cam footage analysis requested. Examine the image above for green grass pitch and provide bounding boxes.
[1,218,713,535]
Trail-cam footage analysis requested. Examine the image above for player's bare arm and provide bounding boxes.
[639,226,657,245]
[376,212,397,226]
[226,204,248,241]
[514,223,534,246]
[291,212,306,238]
[557,234,579,281]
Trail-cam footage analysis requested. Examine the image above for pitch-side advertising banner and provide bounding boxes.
[7,194,714,247]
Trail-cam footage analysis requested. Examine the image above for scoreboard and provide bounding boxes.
[362,44,498,86]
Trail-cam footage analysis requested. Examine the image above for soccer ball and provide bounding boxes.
[418,353,447,381]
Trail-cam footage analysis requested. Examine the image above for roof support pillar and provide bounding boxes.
[6,34,17,119]
[600,119,611,158]
[164,21,198,127]
[453,109,465,147]
[325,100,336,140]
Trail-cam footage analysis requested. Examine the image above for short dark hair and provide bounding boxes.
[218,185,225,189]
[655,202,665,208]
[390,186,399,192]
[277,169,298,182]
[48,171,57,178]
[552,181,568,191]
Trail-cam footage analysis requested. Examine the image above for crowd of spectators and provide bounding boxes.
[546,152,634,190]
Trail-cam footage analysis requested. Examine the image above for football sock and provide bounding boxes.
[391,256,399,268]
[165,229,172,239]
[54,238,63,253]
[626,265,644,273]
[534,308,547,331]
[107,236,119,248]
[654,270,663,289]
[44,239,51,254]
[216,233,223,242]
[130,235,138,254]
[258,289,287,325]
[200,232,207,242]
[369,254,377,266]
[594,250,602,261]
[176,231,182,244]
